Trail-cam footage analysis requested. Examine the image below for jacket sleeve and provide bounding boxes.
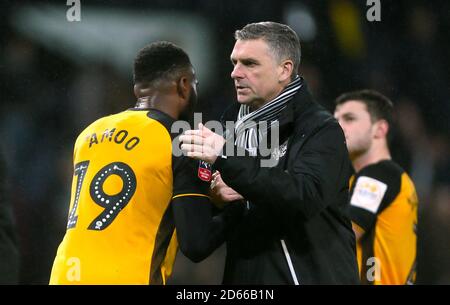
[171,151,245,263]
[172,196,244,263]
[213,122,349,221]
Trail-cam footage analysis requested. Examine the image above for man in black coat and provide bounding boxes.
[180,22,359,284]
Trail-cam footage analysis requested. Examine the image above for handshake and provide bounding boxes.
[179,123,244,207]
[179,123,226,164]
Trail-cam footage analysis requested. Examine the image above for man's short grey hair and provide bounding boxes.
[235,21,301,78]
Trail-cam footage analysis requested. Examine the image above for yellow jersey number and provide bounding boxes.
[66,161,137,231]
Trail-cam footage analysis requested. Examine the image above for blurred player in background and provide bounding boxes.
[50,41,230,284]
[334,90,418,284]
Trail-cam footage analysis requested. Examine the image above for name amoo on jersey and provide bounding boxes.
[86,128,140,151]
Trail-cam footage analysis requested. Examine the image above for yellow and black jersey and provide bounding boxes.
[50,108,210,284]
[349,160,418,285]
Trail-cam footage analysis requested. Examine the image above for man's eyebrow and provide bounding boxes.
[341,112,356,118]
[230,57,259,64]
[241,58,259,65]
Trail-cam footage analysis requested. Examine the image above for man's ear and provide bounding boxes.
[133,84,139,99]
[134,82,153,99]
[279,59,294,83]
[176,76,190,100]
[374,120,389,139]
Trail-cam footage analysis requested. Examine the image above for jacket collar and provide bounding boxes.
[221,78,312,123]
[220,78,324,141]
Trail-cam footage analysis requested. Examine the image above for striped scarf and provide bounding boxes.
[234,75,302,156]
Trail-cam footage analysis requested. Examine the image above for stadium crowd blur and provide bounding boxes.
[0,0,449,284]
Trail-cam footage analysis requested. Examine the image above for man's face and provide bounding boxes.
[334,101,375,159]
[230,39,283,109]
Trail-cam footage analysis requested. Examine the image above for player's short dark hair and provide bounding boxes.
[235,21,301,78]
[133,41,192,84]
[335,89,394,126]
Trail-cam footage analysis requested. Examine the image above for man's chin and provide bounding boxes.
[237,96,251,105]
[349,148,365,161]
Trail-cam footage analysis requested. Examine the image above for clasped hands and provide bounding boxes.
[179,123,244,205]
[179,123,225,164]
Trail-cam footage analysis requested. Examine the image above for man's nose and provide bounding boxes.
[335,118,345,129]
[231,64,243,79]
[339,123,348,135]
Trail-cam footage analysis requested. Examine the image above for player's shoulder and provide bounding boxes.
[145,108,193,141]
[350,160,405,215]
[74,111,127,145]
[357,160,404,185]
[355,160,404,203]
[88,110,131,129]
[147,110,190,150]
[144,109,175,135]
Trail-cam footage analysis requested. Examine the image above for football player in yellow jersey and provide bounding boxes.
[50,41,231,284]
[334,90,418,285]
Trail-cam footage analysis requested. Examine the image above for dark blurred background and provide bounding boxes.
[0,0,449,284]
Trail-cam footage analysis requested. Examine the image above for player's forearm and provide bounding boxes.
[172,197,242,262]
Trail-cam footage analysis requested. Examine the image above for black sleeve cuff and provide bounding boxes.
[349,205,377,232]
[213,154,227,171]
